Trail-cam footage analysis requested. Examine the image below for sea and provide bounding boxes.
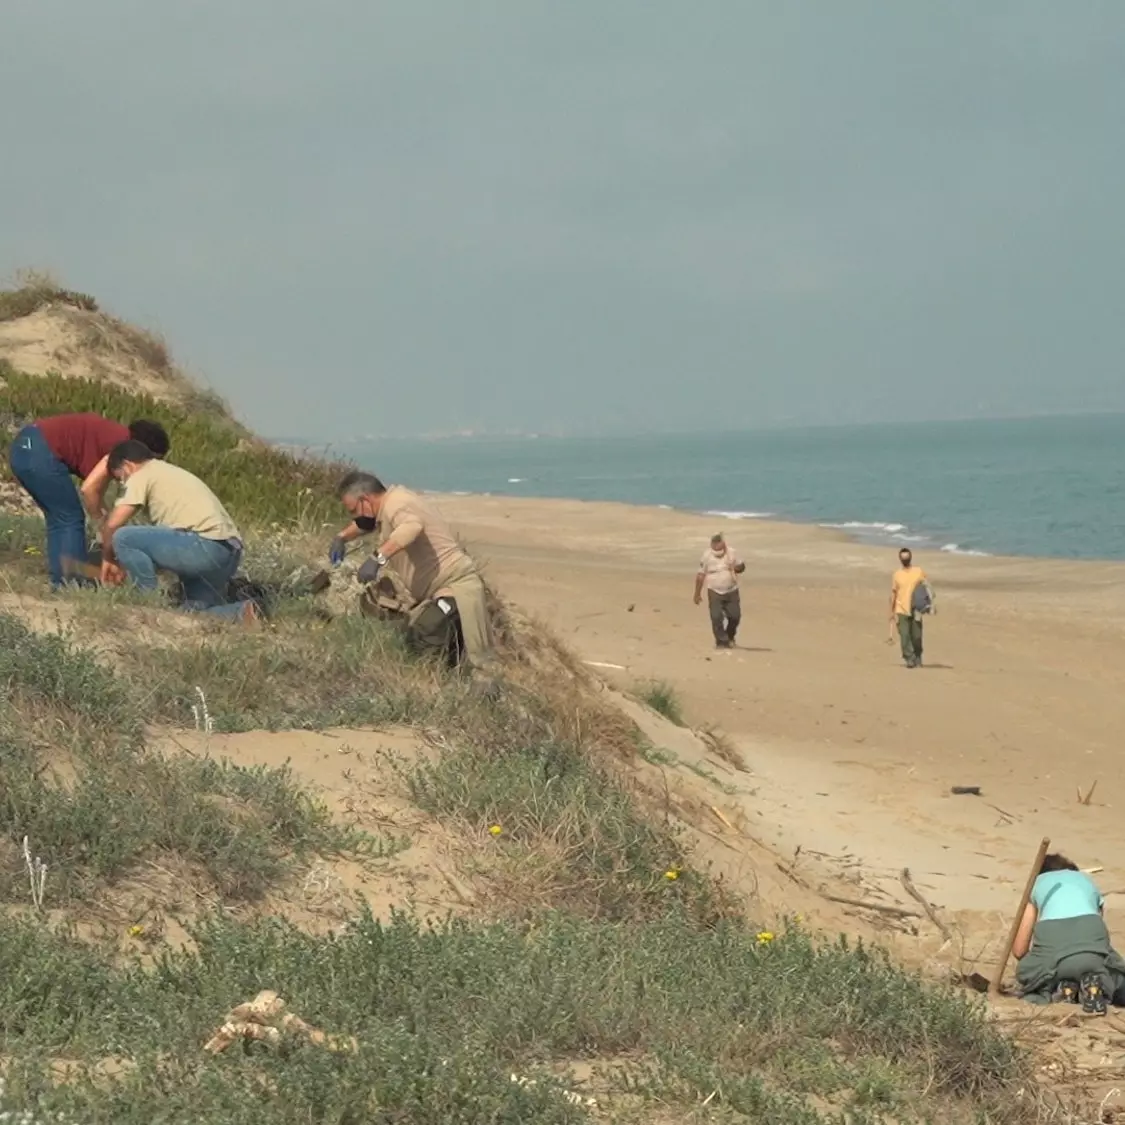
[329,413,1125,562]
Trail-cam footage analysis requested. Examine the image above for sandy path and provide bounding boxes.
[438,493,1125,945]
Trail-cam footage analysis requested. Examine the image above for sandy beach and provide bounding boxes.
[439,492,1125,948]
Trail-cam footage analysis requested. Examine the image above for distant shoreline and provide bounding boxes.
[428,489,1125,569]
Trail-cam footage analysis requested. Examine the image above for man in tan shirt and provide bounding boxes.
[330,470,493,668]
[693,532,746,648]
[102,440,255,621]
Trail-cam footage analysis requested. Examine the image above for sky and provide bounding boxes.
[2,2,1123,440]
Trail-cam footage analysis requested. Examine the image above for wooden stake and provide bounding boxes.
[1079,781,1098,806]
[989,836,1050,999]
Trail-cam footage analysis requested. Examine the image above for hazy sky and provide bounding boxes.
[2,2,1123,439]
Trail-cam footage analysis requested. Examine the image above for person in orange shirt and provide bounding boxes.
[887,547,935,668]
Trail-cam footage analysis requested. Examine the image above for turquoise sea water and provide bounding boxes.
[336,414,1125,561]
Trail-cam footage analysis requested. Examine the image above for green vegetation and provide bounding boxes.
[636,678,686,726]
[0,612,377,906]
[0,365,349,528]
[0,281,97,322]
[0,910,1033,1125]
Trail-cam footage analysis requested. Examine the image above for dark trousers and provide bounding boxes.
[708,589,741,645]
[7,424,88,587]
[897,613,923,665]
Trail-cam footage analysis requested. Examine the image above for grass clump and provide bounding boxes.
[636,678,686,726]
[0,910,1036,1124]
[0,281,97,322]
[408,735,717,923]
[0,367,350,529]
[0,612,371,905]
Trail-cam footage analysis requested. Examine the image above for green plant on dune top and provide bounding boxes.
[0,282,98,322]
[0,365,351,528]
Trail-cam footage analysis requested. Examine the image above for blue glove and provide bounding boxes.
[329,536,346,567]
[356,554,384,585]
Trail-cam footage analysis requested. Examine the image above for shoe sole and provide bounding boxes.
[1080,974,1107,1015]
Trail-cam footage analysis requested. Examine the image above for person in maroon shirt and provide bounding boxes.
[8,412,170,587]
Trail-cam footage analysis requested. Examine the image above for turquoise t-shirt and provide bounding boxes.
[1031,870,1103,921]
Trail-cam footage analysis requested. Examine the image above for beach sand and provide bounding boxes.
[439,492,1125,960]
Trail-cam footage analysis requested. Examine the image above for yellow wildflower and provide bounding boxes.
[128,924,145,937]
[664,869,680,881]
[488,824,503,837]
[756,931,775,945]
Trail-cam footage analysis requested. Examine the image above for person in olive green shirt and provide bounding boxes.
[101,439,255,621]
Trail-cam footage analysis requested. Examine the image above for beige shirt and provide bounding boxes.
[120,460,241,543]
[699,546,741,594]
[378,486,476,602]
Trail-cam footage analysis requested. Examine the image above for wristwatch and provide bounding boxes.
[375,552,388,568]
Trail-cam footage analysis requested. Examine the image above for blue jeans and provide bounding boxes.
[112,526,246,620]
[7,424,88,587]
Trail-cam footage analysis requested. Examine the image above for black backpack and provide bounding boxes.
[911,581,933,615]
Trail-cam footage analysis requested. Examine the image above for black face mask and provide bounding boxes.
[355,516,378,532]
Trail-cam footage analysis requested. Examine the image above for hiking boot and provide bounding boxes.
[1080,972,1107,1015]
[715,639,730,649]
[1051,979,1079,1005]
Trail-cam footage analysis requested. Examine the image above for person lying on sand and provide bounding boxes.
[329,470,494,670]
[1014,852,1125,1014]
[7,412,169,588]
[99,440,258,622]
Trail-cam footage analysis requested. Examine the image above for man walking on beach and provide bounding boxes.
[888,548,935,668]
[694,533,746,648]
[329,471,494,670]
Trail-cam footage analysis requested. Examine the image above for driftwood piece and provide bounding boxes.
[900,867,954,942]
[203,990,358,1055]
[821,893,921,919]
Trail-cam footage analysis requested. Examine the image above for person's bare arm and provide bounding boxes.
[1012,902,1038,960]
[79,456,112,522]
[693,571,705,605]
[100,503,138,565]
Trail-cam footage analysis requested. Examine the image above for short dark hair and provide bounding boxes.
[1040,853,1079,874]
[337,470,386,501]
[108,440,156,473]
[128,419,170,457]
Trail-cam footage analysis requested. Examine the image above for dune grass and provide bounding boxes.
[0,365,350,529]
[636,678,686,726]
[0,908,1037,1125]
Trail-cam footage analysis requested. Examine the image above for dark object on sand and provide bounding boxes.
[963,972,991,994]
[951,786,982,796]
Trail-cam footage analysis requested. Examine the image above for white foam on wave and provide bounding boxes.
[940,543,991,557]
[821,521,906,533]
[507,477,525,484]
[705,509,775,520]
